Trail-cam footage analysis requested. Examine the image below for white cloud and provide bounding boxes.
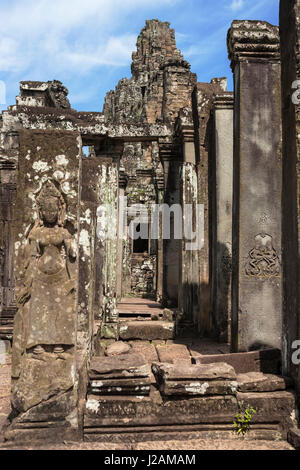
[59,34,137,70]
[0,0,176,75]
[230,0,244,11]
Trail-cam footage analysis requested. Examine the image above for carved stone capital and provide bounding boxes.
[227,20,280,69]
[212,92,234,111]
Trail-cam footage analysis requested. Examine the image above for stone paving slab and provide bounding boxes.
[0,439,294,450]
[0,364,11,442]
[189,340,230,357]
[129,341,159,362]
[156,343,191,363]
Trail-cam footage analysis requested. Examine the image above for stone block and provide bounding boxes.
[89,378,151,396]
[105,341,131,357]
[153,362,236,381]
[236,391,296,433]
[194,349,281,374]
[152,362,237,396]
[12,354,74,413]
[129,341,159,363]
[89,353,151,380]
[162,309,174,322]
[156,343,191,364]
[119,321,174,341]
[88,353,152,397]
[101,323,119,340]
[84,394,239,429]
[237,372,293,393]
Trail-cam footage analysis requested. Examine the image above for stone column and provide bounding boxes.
[77,152,104,351]
[154,174,165,304]
[176,109,200,329]
[211,93,234,343]
[159,139,181,307]
[116,168,128,300]
[280,0,300,384]
[0,160,17,339]
[227,21,282,352]
[8,129,82,441]
[192,81,227,336]
[94,140,122,340]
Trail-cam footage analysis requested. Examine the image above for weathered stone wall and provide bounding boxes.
[130,254,156,296]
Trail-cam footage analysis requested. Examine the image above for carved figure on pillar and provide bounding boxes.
[12,180,77,378]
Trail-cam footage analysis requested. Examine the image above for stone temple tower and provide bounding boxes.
[103,19,197,124]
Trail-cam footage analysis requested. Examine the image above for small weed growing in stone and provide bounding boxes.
[233,405,257,436]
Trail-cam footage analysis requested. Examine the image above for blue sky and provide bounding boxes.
[0,0,279,112]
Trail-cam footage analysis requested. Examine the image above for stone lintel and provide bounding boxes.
[227,20,280,70]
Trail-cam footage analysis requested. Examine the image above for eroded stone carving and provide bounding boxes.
[12,180,77,381]
[245,233,280,279]
[48,80,71,109]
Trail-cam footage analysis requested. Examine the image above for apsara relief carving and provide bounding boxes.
[12,179,77,378]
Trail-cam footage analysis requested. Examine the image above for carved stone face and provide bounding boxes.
[40,197,59,225]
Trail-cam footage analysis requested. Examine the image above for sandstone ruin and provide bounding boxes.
[0,3,300,447]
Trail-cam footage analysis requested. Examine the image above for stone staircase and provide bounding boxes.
[117,298,175,341]
[85,322,297,443]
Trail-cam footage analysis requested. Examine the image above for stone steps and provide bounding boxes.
[84,349,297,443]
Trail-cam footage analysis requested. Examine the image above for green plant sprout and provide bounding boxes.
[233,405,257,436]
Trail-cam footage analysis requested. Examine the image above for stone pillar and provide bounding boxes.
[155,174,165,304]
[192,81,227,336]
[77,152,104,351]
[227,21,282,352]
[159,139,181,307]
[116,168,128,300]
[176,109,200,329]
[211,93,234,343]
[95,140,122,340]
[0,160,17,339]
[8,129,82,441]
[280,0,300,384]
